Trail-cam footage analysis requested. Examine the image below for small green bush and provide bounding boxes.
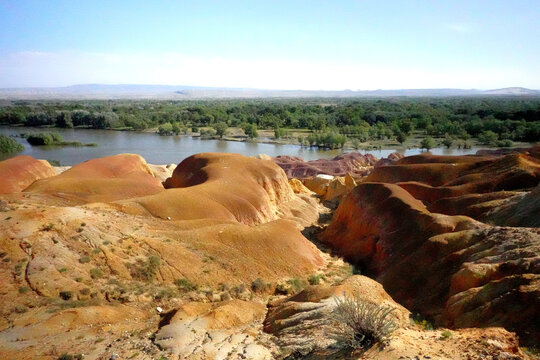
[287,277,306,292]
[308,274,322,285]
[440,330,453,340]
[174,277,198,292]
[130,255,160,281]
[26,132,63,145]
[89,268,103,279]
[411,313,434,331]
[78,255,90,264]
[251,278,267,293]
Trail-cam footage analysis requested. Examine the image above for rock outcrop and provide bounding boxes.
[366,151,540,209]
[274,152,377,179]
[264,276,526,360]
[156,300,274,359]
[321,151,540,345]
[0,155,55,194]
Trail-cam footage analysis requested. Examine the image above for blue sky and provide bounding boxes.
[0,0,539,89]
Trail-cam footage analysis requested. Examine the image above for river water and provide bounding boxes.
[1,126,490,165]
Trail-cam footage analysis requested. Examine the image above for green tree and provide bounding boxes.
[172,122,181,135]
[274,127,286,139]
[212,122,228,138]
[396,132,408,144]
[478,130,498,145]
[242,123,258,139]
[442,134,453,148]
[55,111,73,128]
[158,122,173,135]
[420,136,435,151]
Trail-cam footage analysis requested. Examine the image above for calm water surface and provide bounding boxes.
[1,126,490,165]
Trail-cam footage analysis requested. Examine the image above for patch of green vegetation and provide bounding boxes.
[78,255,90,264]
[129,255,160,281]
[23,132,97,147]
[25,132,63,145]
[440,330,453,340]
[152,287,178,300]
[411,313,435,331]
[174,277,198,292]
[250,278,268,293]
[0,134,24,153]
[89,268,103,279]
[13,305,27,313]
[41,222,55,231]
[287,277,307,292]
[47,159,62,166]
[308,274,323,285]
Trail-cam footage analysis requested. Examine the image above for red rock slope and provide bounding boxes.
[321,153,540,345]
[274,152,377,179]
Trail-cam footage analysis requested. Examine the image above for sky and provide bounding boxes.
[0,0,539,90]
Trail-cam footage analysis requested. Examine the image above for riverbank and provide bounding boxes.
[1,125,537,165]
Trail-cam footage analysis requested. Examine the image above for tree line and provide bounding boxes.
[1,97,539,148]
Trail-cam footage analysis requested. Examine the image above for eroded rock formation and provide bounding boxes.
[0,152,326,359]
[274,152,377,179]
[321,150,540,345]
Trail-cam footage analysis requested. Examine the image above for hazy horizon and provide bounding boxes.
[1,0,539,90]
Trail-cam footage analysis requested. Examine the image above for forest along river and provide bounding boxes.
[1,126,489,165]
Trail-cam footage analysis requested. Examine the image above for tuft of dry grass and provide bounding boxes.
[331,293,398,350]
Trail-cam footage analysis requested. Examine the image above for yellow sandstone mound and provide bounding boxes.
[0,155,55,194]
[114,153,320,226]
[24,154,164,203]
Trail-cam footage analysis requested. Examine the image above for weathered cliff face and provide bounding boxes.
[0,155,55,194]
[321,151,540,345]
[274,152,377,179]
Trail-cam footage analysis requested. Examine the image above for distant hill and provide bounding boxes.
[0,84,538,100]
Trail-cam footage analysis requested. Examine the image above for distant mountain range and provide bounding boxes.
[0,84,538,100]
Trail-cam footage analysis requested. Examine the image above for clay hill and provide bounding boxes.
[321,146,540,348]
[0,150,537,360]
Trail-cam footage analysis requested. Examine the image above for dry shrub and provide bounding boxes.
[331,293,398,350]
